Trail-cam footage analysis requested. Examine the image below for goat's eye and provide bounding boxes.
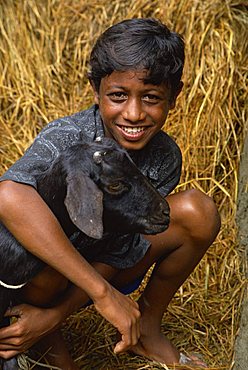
[106,182,124,193]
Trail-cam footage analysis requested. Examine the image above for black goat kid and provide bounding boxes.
[0,137,170,369]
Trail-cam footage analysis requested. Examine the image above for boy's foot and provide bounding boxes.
[129,332,207,367]
[129,331,180,364]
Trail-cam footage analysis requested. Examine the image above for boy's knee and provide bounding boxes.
[172,189,221,243]
[183,189,218,215]
[21,267,69,307]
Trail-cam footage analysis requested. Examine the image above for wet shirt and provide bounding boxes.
[0,105,182,268]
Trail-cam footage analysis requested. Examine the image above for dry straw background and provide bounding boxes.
[0,0,247,369]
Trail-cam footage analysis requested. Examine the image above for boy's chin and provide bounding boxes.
[115,136,151,151]
[120,141,147,151]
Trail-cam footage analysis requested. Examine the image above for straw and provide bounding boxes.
[0,0,247,369]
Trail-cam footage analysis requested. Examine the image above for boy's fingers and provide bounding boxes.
[94,285,141,354]
[4,307,20,317]
[0,350,20,359]
[113,338,127,354]
[131,321,139,347]
[0,333,24,348]
[136,318,140,342]
[0,324,19,340]
[114,322,140,354]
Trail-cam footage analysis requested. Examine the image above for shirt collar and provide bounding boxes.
[90,104,159,181]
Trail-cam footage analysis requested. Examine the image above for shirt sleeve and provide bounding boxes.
[0,117,83,189]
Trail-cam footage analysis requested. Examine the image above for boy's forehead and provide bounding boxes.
[106,69,148,81]
[100,69,169,92]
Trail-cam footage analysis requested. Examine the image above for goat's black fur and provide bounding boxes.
[0,137,169,369]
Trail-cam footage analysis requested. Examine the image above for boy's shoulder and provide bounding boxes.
[143,130,182,164]
[131,130,182,178]
[129,130,182,196]
[40,105,98,139]
[0,106,100,187]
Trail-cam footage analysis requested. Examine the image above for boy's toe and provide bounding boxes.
[179,352,208,368]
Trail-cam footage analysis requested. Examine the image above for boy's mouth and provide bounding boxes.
[116,125,148,141]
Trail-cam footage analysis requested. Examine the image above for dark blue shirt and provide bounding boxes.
[0,105,182,268]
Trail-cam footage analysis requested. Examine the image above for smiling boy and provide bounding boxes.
[0,18,220,369]
[94,69,174,150]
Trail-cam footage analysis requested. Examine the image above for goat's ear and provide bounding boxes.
[65,174,103,239]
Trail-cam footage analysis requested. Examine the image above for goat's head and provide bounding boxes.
[57,137,170,239]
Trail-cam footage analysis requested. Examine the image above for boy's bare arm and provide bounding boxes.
[0,181,140,354]
[0,181,108,298]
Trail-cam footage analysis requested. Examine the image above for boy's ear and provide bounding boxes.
[89,79,100,104]
[170,81,184,109]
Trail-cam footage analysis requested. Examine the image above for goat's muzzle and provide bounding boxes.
[140,200,170,235]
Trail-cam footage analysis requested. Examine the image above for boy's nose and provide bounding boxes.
[122,99,146,123]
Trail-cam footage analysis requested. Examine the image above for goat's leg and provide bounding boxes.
[0,288,13,327]
[0,289,19,370]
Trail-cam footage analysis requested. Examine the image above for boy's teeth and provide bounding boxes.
[122,126,145,134]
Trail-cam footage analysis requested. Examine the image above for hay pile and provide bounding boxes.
[0,0,247,369]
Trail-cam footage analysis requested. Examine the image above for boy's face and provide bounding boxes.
[92,70,181,151]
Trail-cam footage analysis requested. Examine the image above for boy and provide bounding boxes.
[0,18,220,369]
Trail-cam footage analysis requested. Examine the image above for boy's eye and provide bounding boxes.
[142,94,160,103]
[108,92,127,101]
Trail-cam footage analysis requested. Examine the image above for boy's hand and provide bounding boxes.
[94,285,141,353]
[0,304,60,359]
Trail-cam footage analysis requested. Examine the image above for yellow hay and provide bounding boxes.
[0,0,247,369]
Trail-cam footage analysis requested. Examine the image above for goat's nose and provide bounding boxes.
[159,200,170,216]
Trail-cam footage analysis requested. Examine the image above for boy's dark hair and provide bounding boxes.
[89,18,185,97]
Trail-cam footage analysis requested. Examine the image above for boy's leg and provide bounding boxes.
[17,268,78,369]
[113,189,221,364]
[12,263,118,369]
[2,189,220,367]
[31,330,79,370]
